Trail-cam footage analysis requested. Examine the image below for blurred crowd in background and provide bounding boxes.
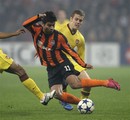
[0,0,130,44]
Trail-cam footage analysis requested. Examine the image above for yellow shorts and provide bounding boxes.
[0,49,13,73]
[70,58,86,72]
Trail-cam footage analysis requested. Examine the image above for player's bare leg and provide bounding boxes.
[5,61,56,105]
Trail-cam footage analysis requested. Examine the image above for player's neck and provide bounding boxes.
[68,24,77,35]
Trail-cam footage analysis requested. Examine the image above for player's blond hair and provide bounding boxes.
[71,9,85,18]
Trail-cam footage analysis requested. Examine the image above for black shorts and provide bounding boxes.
[47,59,80,88]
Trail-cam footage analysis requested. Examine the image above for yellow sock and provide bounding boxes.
[22,78,44,100]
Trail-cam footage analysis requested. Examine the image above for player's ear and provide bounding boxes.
[70,17,73,21]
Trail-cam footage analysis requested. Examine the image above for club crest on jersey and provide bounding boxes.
[75,39,80,45]
[37,40,55,51]
[51,40,55,46]
[5,55,11,59]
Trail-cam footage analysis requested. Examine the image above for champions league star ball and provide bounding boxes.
[77,98,95,114]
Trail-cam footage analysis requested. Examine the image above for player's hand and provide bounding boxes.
[38,13,46,19]
[15,29,25,35]
[85,64,93,69]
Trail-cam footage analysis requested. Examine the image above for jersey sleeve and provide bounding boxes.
[60,34,86,68]
[22,15,41,33]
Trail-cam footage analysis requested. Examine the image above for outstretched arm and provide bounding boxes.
[60,35,93,69]
[0,29,25,39]
[22,13,46,31]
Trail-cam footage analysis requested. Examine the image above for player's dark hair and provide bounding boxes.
[42,11,57,24]
[71,9,85,18]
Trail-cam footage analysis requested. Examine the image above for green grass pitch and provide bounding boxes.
[0,66,130,120]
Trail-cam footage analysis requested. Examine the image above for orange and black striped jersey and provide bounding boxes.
[23,15,86,68]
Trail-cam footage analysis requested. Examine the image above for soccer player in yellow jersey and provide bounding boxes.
[0,29,55,105]
[55,10,69,30]
[55,9,91,110]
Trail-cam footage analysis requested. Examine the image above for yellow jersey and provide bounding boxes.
[59,24,86,72]
[55,19,69,31]
[59,24,85,60]
[0,49,13,73]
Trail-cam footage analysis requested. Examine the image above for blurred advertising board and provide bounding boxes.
[120,43,130,65]
[0,42,125,67]
[0,42,40,66]
[86,43,120,67]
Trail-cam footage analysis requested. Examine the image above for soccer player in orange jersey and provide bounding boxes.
[0,30,56,105]
[23,11,120,106]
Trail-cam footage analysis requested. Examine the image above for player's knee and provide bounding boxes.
[69,83,78,89]
[54,91,62,99]
[66,75,80,89]
[50,85,63,99]
[54,89,64,99]
[69,81,81,89]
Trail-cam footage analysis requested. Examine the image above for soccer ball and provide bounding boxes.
[77,98,95,114]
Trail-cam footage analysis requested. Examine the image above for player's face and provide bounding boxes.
[58,10,67,22]
[42,22,55,34]
[70,14,84,30]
